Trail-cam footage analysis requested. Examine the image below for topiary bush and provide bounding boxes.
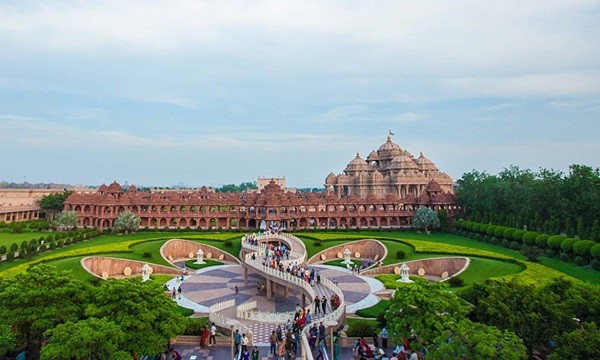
[591,258,600,271]
[503,228,517,240]
[545,249,554,258]
[0,245,6,255]
[224,240,233,247]
[560,252,570,262]
[143,252,152,258]
[522,231,540,246]
[535,234,550,248]
[480,224,489,234]
[486,225,497,236]
[314,240,322,247]
[512,230,526,242]
[573,240,597,258]
[547,235,566,250]
[494,226,507,238]
[591,243,600,259]
[396,250,406,259]
[510,241,521,251]
[560,238,578,253]
[574,256,586,266]
[502,239,510,248]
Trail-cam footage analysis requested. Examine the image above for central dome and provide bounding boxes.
[377,136,402,155]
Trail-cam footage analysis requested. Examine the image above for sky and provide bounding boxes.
[1,0,599,188]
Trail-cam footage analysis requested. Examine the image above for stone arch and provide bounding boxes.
[118,206,125,213]
[299,218,308,228]
[83,205,90,213]
[339,218,348,227]
[210,218,217,227]
[179,218,188,227]
[380,218,389,226]
[83,217,91,226]
[74,205,82,212]
[359,205,366,212]
[238,218,247,228]
[104,206,112,214]
[131,205,139,213]
[150,218,158,227]
[359,217,368,227]
[279,206,287,213]
[159,218,168,227]
[248,219,256,228]
[199,218,207,228]
[230,218,237,227]
[102,219,110,228]
[390,217,398,226]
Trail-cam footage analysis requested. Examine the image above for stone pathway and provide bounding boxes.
[172,344,356,360]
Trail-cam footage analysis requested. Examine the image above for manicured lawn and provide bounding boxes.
[459,258,525,285]
[539,257,600,284]
[324,259,363,269]
[185,259,223,270]
[0,230,58,249]
[355,300,389,318]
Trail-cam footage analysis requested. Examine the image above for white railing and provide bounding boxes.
[208,299,254,345]
[236,301,257,318]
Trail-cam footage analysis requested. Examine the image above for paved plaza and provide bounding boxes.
[172,344,356,360]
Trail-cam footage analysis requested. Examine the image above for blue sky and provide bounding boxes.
[1,0,599,188]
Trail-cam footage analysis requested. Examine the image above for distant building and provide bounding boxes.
[257,177,286,192]
[0,189,63,223]
[325,136,454,198]
[63,137,458,230]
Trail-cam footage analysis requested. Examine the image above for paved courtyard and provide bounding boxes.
[172,344,356,360]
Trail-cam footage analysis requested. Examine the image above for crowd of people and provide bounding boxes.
[353,333,426,360]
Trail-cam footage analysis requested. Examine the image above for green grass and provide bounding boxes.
[459,258,525,286]
[346,317,380,334]
[176,306,195,317]
[324,259,363,269]
[0,230,58,249]
[538,257,600,284]
[184,259,223,270]
[355,300,389,318]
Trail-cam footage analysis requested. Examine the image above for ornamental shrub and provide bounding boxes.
[510,241,521,251]
[480,224,489,234]
[535,234,550,248]
[0,245,6,254]
[465,222,474,231]
[591,243,600,259]
[560,252,570,262]
[591,258,600,271]
[512,229,526,242]
[314,241,322,247]
[49,242,57,250]
[447,276,464,287]
[396,250,406,259]
[6,252,14,262]
[494,226,507,238]
[547,235,566,250]
[9,243,18,252]
[503,228,517,240]
[472,223,481,233]
[224,240,233,247]
[546,249,554,258]
[560,238,578,253]
[486,225,497,236]
[454,220,463,228]
[521,231,539,245]
[502,239,510,248]
[573,240,597,257]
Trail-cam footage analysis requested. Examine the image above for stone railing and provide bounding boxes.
[208,299,253,345]
[236,301,257,318]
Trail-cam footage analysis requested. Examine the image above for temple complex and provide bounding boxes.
[64,137,458,230]
[325,136,454,198]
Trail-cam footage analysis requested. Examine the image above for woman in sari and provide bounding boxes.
[200,325,208,347]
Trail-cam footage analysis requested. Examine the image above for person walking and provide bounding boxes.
[381,326,389,348]
[269,330,278,355]
[209,322,217,346]
[241,333,249,354]
[315,338,325,360]
[315,296,321,314]
[234,329,241,357]
[373,329,379,348]
[251,346,260,360]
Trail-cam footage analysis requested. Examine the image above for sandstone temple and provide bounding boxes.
[64,137,458,230]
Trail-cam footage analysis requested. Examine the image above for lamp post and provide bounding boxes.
[325,320,338,360]
[226,319,239,360]
[141,263,151,282]
[342,249,353,265]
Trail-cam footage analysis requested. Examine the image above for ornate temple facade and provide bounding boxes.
[325,136,454,198]
[64,137,458,230]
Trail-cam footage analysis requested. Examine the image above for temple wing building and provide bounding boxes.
[325,136,454,199]
[64,137,458,230]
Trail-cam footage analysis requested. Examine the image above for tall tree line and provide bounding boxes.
[456,164,600,240]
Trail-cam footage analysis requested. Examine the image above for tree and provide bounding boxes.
[38,190,73,220]
[385,282,470,345]
[41,318,129,360]
[437,210,450,231]
[8,221,26,233]
[0,265,89,358]
[53,211,78,230]
[412,207,441,233]
[85,278,186,356]
[0,323,17,357]
[431,319,526,360]
[554,322,600,360]
[113,211,141,234]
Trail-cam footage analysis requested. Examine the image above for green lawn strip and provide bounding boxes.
[355,300,389,318]
[184,259,223,270]
[459,258,525,285]
[0,231,59,249]
[44,256,98,283]
[346,317,380,333]
[538,257,600,284]
[324,259,363,269]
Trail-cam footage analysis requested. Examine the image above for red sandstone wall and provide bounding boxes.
[81,257,181,278]
[307,239,388,264]
[361,257,469,278]
[160,239,241,265]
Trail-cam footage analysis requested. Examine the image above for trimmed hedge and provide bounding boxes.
[494,226,507,238]
[486,225,497,236]
[522,231,540,245]
[591,243,600,259]
[573,240,597,257]
[512,229,526,242]
[480,224,489,234]
[535,234,550,248]
[473,223,481,233]
[560,238,578,253]
[503,228,517,240]
[547,235,566,250]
